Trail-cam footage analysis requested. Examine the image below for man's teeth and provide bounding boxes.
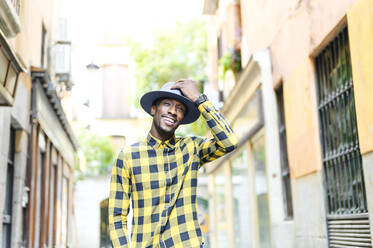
[164,117,175,123]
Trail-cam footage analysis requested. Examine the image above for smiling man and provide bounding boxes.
[109,79,237,248]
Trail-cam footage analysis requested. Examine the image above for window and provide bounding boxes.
[61,176,69,247]
[48,162,57,247]
[276,84,293,219]
[251,135,270,248]
[231,150,251,248]
[233,90,262,138]
[41,25,47,68]
[217,33,223,60]
[2,127,15,248]
[316,26,367,215]
[215,168,227,248]
[315,26,371,247]
[34,150,45,248]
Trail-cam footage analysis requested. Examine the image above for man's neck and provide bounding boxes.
[150,124,174,142]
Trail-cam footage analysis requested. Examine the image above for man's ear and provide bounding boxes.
[150,105,156,116]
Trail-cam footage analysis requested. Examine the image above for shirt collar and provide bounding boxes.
[146,132,176,149]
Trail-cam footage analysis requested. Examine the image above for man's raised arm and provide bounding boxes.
[195,100,238,165]
[171,79,238,166]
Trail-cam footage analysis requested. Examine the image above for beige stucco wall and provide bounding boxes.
[2,0,59,96]
[207,16,219,91]
[11,0,56,69]
[347,0,373,155]
[240,0,355,73]
[240,0,295,67]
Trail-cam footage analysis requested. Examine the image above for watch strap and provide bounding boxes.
[194,93,208,106]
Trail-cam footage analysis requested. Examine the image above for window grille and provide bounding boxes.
[276,84,293,219]
[315,26,371,247]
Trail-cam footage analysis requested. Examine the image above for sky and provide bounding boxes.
[62,0,205,47]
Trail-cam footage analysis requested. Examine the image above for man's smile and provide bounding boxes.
[162,115,177,126]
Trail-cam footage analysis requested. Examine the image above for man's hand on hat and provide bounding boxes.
[171,79,201,102]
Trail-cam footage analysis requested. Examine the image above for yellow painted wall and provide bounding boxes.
[283,58,322,178]
[347,0,373,154]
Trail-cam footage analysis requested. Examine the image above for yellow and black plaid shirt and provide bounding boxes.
[109,101,237,248]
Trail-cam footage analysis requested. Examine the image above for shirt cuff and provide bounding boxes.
[197,100,215,113]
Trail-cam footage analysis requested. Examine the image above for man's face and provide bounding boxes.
[151,98,186,136]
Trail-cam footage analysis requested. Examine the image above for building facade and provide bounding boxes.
[0,0,77,247]
[203,0,373,247]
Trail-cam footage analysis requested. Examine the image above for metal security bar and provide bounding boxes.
[315,26,371,247]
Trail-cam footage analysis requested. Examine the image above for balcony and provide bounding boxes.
[54,19,73,96]
[0,0,21,37]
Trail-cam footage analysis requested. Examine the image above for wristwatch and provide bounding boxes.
[194,93,208,106]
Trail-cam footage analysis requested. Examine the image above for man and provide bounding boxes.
[109,79,237,247]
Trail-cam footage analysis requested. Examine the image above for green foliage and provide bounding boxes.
[219,52,232,80]
[218,48,242,80]
[126,19,208,108]
[75,128,115,178]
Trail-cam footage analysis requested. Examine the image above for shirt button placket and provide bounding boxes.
[161,148,170,233]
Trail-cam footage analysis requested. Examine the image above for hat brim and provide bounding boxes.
[140,91,200,124]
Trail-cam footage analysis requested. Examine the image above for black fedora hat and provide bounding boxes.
[140,82,200,124]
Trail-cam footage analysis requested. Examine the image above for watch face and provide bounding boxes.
[195,94,208,106]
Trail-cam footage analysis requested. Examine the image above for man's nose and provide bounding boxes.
[168,104,177,115]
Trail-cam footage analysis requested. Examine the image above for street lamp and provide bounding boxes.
[86,61,100,71]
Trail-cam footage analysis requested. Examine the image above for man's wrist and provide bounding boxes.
[194,93,208,106]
